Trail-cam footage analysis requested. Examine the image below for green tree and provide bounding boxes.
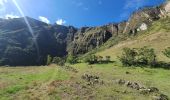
[137,46,156,66]
[118,48,137,66]
[118,47,157,66]
[163,47,170,58]
[47,55,52,65]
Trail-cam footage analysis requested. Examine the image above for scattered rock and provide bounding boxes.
[62,66,78,73]
[114,79,168,99]
[116,79,126,85]
[148,87,159,93]
[152,94,169,100]
[81,73,103,85]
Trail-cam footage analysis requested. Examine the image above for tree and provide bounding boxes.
[47,55,52,65]
[163,47,170,58]
[118,48,137,66]
[118,47,157,66]
[137,46,156,66]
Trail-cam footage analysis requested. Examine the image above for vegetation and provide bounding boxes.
[52,57,65,66]
[1,64,170,99]
[66,55,78,64]
[47,55,52,65]
[84,55,112,64]
[163,47,170,58]
[119,47,157,67]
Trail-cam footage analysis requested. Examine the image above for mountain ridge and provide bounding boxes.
[0,1,170,66]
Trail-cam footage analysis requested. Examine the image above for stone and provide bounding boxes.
[148,87,159,93]
[116,79,126,85]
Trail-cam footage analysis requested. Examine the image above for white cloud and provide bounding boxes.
[5,14,20,19]
[56,19,66,25]
[39,16,50,24]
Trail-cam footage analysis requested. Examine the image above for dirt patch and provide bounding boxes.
[0,82,8,89]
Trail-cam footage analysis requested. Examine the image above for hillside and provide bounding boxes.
[96,18,170,62]
[0,1,170,66]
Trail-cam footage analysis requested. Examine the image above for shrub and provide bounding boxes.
[136,46,157,66]
[84,55,98,64]
[119,47,157,67]
[66,55,78,64]
[105,56,111,62]
[97,56,103,62]
[52,57,65,66]
[163,47,170,58]
[118,48,137,66]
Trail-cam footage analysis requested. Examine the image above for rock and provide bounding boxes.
[131,82,140,90]
[116,79,126,85]
[139,88,150,94]
[148,87,159,93]
[125,81,132,86]
[81,73,101,85]
[152,94,169,100]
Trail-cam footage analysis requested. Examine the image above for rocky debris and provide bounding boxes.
[115,79,169,100]
[62,66,78,73]
[81,73,104,85]
[152,94,169,100]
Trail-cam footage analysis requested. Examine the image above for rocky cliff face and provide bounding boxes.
[67,1,170,55]
[0,1,170,65]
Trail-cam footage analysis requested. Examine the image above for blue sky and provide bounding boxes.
[0,0,165,27]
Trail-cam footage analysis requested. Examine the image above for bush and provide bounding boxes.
[137,46,156,66]
[118,48,137,66]
[105,56,111,62]
[66,55,78,64]
[52,57,65,66]
[119,47,157,67]
[84,55,98,64]
[97,56,103,62]
[163,47,170,58]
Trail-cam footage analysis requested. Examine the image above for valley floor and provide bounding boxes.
[0,63,170,100]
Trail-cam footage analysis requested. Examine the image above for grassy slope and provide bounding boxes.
[0,65,69,100]
[1,18,170,100]
[0,63,170,100]
[96,18,170,62]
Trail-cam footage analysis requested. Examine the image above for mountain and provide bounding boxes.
[0,1,170,66]
[0,17,77,65]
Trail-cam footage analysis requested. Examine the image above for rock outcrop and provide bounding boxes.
[0,1,170,65]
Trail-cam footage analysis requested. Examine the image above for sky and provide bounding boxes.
[0,0,165,27]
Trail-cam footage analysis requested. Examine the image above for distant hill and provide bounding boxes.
[0,1,170,66]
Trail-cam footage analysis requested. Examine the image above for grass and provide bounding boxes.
[96,18,170,62]
[0,63,170,100]
[0,65,69,100]
[1,18,170,100]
